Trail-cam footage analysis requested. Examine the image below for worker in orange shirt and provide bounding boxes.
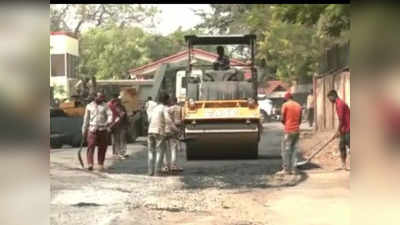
[277,92,302,176]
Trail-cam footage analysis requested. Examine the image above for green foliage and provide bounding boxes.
[194,4,252,34]
[273,4,328,26]
[56,4,350,83]
[142,27,192,61]
[196,4,350,82]
[258,20,320,82]
[79,25,211,80]
[50,4,160,35]
[79,25,148,80]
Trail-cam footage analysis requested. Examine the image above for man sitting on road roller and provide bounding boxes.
[213,46,230,71]
[203,46,241,83]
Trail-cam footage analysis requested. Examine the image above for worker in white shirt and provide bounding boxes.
[145,96,157,121]
[147,93,178,176]
[163,97,184,173]
[82,92,113,171]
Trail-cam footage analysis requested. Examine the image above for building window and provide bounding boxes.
[67,53,79,78]
[51,54,65,77]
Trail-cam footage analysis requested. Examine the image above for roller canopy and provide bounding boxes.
[185,34,256,45]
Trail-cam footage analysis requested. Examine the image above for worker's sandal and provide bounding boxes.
[291,168,300,175]
[161,167,169,176]
[275,169,290,176]
[171,165,183,172]
[98,165,105,172]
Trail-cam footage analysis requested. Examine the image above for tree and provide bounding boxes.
[194,4,252,35]
[195,4,350,82]
[194,4,254,58]
[50,4,71,32]
[50,4,160,36]
[79,25,149,80]
[142,27,216,62]
[273,4,350,43]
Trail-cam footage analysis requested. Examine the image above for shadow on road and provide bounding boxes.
[106,121,311,190]
[179,160,308,190]
[104,145,309,190]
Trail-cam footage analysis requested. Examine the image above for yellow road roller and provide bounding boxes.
[182,35,262,160]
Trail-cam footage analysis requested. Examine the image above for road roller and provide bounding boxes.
[182,34,262,160]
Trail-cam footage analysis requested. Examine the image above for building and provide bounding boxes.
[50,31,80,100]
[128,48,249,80]
[261,80,290,107]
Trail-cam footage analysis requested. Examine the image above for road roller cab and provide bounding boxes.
[183,34,262,160]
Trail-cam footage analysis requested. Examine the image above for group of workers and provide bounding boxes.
[278,89,350,176]
[145,94,184,176]
[81,92,129,171]
[80,91,184,175]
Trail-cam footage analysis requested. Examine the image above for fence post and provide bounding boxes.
[323,77,326,130]
[313,74,317,131]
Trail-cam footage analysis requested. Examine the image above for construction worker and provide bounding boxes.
[306,89,315,128]
[277,92,302,176]
[213,46,230,70]
[327,90,350,170]
[82,92,113,171]
[147,93,177,176]
[163,97,184,173]
[108,94,129,160]
[145,96,157,121]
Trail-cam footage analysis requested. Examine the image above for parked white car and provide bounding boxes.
[257,94,273,122]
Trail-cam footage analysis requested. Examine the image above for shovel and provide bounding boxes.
[296,135,336,167]
[77,137,85,168]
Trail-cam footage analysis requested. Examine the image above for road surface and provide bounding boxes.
[50,122,349,225]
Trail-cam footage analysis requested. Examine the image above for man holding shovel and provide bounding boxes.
[277,92,302,176]
[327,90,350,170]
[82,92,113,171]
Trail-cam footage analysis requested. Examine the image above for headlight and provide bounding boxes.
[248,98,256,109]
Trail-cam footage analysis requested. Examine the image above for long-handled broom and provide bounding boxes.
[296,135,336,167]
